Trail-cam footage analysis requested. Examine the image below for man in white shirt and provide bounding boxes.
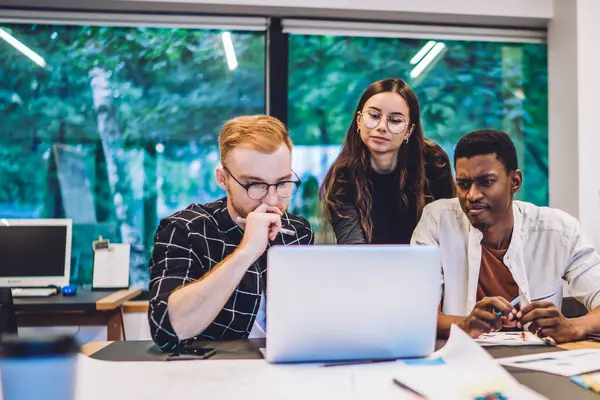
[411,129,600,343]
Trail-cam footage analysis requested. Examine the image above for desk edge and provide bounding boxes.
[96,288,142,311]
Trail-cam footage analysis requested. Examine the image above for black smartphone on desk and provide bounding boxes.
[587,334,600,342]
[167,347,216,361]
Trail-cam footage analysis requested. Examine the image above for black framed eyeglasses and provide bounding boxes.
[223,167,301,200]
[357,110,413,134]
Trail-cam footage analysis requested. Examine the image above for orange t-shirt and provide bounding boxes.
[476,245,519,302]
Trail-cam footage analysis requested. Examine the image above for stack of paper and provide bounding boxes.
[497,349,600,376]
[475,331,548,347]
[392,326,548,399]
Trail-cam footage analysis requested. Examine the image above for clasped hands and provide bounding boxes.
[458,296,586,343]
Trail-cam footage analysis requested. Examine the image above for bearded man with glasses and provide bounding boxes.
[148,115,314,351]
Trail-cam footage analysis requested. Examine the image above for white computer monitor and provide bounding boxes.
[0,219,72,288]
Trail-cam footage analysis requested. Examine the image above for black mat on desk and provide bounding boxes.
[90,339,266,362]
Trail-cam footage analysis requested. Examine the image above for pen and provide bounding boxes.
[235,217,295,236]
[496,294,524,318]
[530,292,558,302]
[533,328,556,346]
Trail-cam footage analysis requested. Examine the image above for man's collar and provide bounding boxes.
[210,197,242,236]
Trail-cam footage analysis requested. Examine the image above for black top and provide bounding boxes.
[329,141,455,244]
[147,197,314,352]
[369,169,416,244]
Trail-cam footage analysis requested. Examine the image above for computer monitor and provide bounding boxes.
[0,219,72,288]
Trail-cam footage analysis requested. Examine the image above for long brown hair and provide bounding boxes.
[320,78,427,242]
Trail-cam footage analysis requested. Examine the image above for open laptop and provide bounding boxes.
[265,245,441,363]
[0,219,72,297]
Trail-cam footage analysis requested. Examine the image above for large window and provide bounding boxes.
[287,33,548,240]
[0,22,266,287]
[0,18,549,285]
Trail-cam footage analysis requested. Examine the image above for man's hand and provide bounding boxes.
[458,296,517,338]
[238,203,283,261]
[517,302,586,343]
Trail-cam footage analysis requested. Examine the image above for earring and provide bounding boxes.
[404,136,410,144]
[357,127,361,134]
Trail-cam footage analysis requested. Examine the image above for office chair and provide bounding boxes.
[0,288,18,335]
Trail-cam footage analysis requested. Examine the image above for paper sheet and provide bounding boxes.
[392,326,548,400]
[497,348,600,376]
[92,244,130,288]
[475,331,548,346]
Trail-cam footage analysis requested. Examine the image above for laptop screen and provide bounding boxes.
[0,226,67,277]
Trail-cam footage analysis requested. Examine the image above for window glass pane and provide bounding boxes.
[0,24,266,287]
[288,35,548,240]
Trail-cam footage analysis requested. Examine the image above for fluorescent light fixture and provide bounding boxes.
[410,42,446,79]
[221,32,238,71]
[0,28,47,68]
[410,40,436,65]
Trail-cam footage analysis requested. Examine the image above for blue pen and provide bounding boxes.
[496,294,524,318]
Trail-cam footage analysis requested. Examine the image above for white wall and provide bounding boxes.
[124,311,152,340]
[0,0,553,27]
[548,0,578,219]
[120,0,552,18]
[18,312,151,344]
[18,326,108,345]
[548,0,600,250]
[575,0,600,249]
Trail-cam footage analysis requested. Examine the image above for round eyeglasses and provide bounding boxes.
[357,110,412,134]
[223,167,301,200]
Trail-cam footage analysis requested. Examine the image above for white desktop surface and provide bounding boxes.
[72,355,416,400]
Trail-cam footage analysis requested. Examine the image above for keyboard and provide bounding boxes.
[11,288,57,297]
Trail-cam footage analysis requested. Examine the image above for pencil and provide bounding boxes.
[235,217,295,236]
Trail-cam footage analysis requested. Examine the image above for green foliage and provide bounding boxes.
[288,35,549,227]
[0,26,549,285]
[0,24,265,286]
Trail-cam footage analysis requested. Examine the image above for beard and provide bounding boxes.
[472,221,489,231]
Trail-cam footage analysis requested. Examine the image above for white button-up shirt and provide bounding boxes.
[411,198,600,316]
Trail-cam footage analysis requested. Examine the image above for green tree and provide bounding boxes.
[0,24,265,286]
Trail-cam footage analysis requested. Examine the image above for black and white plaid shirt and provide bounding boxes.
[148,197,314,351]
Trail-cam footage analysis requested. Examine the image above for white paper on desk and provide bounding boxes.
[392,325,548,400]
[92,244,130,289]
[498,348,600,376]
[75,354,418,400]
[476,331,548,346]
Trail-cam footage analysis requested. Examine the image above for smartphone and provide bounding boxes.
[166,347,216,361]
[587,334,600,342]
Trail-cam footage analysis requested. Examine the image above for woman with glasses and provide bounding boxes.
[320,78,455,244]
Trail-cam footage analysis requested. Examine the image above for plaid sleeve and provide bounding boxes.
[147,219,209,352]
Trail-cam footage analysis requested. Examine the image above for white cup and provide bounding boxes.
[0,334,79,400]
